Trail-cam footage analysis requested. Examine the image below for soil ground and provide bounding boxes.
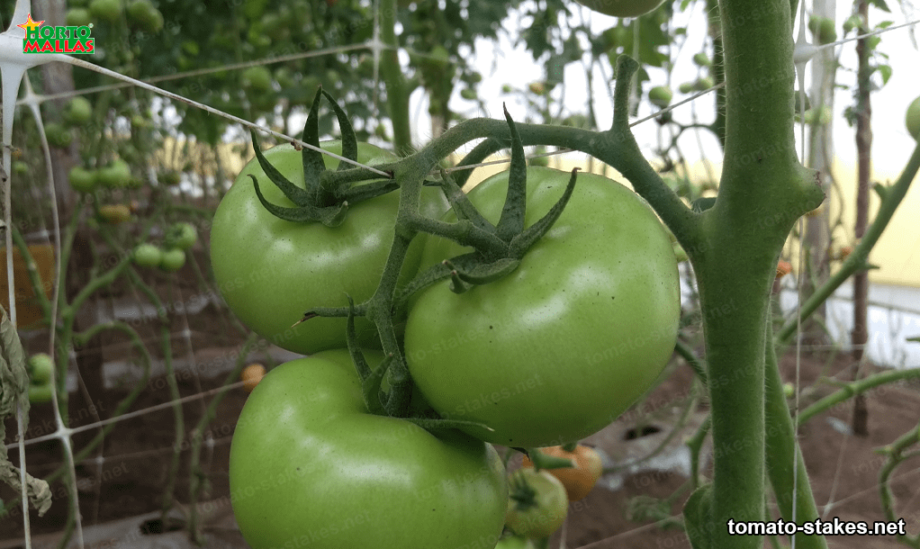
[2,345,919,549]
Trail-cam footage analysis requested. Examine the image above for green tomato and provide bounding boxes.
[28,354,54,385]
[89,0,121,22]
[29,383,54,404]
[133,244,163,268]
[97,160,132,188]
[164,222,198,251]
[229,350,508,549]
[210,141,445,355]
[648,85,672,108]
[98,204,131,224]
[573,0,665,17]
[65,8,93,27]
[405,167,680,447]
[678,82,694,94]
[505,469,568,539]
[692,52,711,67]
[693,77,715,91]
[126,0,163,32]
[63,97,93,126]
[12,161,29,175]
[906,96,920,140]
[159,248,186,272]
[242,66,273,92]
[809,16,837,45]
[460,88,478,101]
[45,123,73,148]
[495,536,536,549]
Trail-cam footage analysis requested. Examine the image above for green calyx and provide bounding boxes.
[399,106,579,301]
[249,88,396,227]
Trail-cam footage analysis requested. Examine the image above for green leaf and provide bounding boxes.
[876,64,892,85]
[683,484,714,549]
[868,0,891,12]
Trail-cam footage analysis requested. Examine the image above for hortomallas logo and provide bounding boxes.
[18,13,94,54]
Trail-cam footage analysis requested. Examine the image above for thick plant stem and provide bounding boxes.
[764,319,827,549]
[690,1,824,547]
[378,0,413,154]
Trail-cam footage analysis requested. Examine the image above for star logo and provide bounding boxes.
[16,13,45,34]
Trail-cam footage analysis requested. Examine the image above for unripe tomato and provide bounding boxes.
[13,161,29,175]
[89,0,121,22]
[97,160,132,188]
[99,204,131,224]
[159,249,186,272]
[808,16,837,45]
[240,363,266,392]
[29,383,54,404]
[164,222,198,251]
[229,351,508,549]
[68,166,97,193]
[126,0,163,33]
[692,52,711,67]
[573,0,665,18]
[648,86,672,108]
[678,82,694,94]
[522,445,603,502]
[406,167,680,448]
[66,8,92,26]
[28,354,54,385]
[45,123,73,148]
[133,244,162,268]
[505,469,568,539]
[63,97,93,126]
[906,96,920,140]
[693,77,715,91]
[242,66,273,92]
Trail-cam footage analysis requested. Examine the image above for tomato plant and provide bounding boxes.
[522,445,603,502]
[210,140,445,355]
[405,167,680,447]
[229,350,508,549]
[505,468,568,539]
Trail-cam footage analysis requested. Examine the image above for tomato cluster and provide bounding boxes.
[26,354,55,404]
[216,137,679,548]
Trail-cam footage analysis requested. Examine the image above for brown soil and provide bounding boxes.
[3,344,919,549]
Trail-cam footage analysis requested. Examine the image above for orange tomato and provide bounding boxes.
[522,445,603,502]
[775,260,793,280]
[241,364,266,393]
